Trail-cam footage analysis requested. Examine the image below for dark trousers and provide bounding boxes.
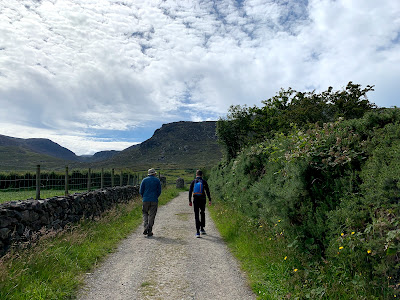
[193,196,206,232]
[142,201,158,232]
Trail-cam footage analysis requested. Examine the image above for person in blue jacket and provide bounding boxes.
[140,168,162,237]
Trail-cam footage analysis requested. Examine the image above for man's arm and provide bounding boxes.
[157,180,162,197]
[204,180,211,202]
[139,180,145,197]
[188,181,194,202]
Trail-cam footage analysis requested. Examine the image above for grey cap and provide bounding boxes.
[148,168,157,175]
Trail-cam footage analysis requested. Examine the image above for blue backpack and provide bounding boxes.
[193,179,204,196]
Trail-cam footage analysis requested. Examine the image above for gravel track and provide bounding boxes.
[78,191,255,300]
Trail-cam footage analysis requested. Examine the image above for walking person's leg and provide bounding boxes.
[147,201,158,236]
[199,197,206,234]
[193,197,201,237]
[142,202,150,234]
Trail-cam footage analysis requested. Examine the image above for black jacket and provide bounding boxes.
[189,177,211,202]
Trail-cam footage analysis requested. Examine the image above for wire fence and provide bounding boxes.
[0,165,150,203]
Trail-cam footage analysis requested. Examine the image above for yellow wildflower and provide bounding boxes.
[367,250,372,254]
[341,233,344,236]
[351,232,355,235]
[294,269,298,272]
[339,246,344,250]
[259,225,263,228]
[284,256,287,260]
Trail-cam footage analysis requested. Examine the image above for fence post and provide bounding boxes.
[36,165,40,200]
[111,168,114,187]
[101,168,104,189]
[65,166,69,196]
[87,168,91,192]
[127,173,130,186]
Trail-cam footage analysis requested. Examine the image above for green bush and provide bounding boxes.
[327,124,400,296]
[209,108,400,298]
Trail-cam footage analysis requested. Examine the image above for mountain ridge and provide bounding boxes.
[0,121,222,170]
[0,134,78,161]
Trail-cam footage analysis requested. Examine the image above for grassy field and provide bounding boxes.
[0,186,183,300]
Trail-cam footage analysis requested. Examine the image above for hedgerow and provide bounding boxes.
[209,108,400,298]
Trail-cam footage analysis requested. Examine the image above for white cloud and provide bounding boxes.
[0,0,399,155]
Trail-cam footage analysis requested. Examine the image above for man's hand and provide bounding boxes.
[209,201,212,206]
[189,201,192,207]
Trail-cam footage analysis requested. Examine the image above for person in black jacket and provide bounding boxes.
[189,170,212,238]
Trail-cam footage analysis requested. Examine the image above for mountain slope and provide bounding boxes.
[100,121,222,169]
[0,146,69,171]
[0,134,78,161]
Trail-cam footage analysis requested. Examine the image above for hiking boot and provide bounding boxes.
[147,232,153,237]
[143,229,148,235]
[196,232,201,238]
[200,228,206,235]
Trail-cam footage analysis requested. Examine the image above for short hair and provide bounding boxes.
[196,170,203,176]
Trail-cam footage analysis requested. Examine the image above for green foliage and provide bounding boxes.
[327,124,400,295]
[210,108,400,298]
[216,82,375,161]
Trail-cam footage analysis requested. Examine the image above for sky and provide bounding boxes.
[0,0,399,156]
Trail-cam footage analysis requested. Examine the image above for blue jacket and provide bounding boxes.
[140,175,162,202]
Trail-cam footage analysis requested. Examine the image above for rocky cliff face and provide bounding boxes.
[105,121,222,168]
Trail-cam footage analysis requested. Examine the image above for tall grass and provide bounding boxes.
[209,202,300,299]
[0,186,182,299]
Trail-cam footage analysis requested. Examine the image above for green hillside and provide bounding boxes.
[0,146,68,171]
[97,121,222,169]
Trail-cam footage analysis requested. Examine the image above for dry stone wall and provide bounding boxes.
[0,186,139,256]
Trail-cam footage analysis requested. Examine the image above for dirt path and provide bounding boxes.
[78,192,255,300]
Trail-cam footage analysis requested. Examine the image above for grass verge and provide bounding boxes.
[0,186,182,300]
[209,201,300,300]
[209,201,391,300]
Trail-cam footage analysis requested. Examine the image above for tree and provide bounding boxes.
[330,82,376,119]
